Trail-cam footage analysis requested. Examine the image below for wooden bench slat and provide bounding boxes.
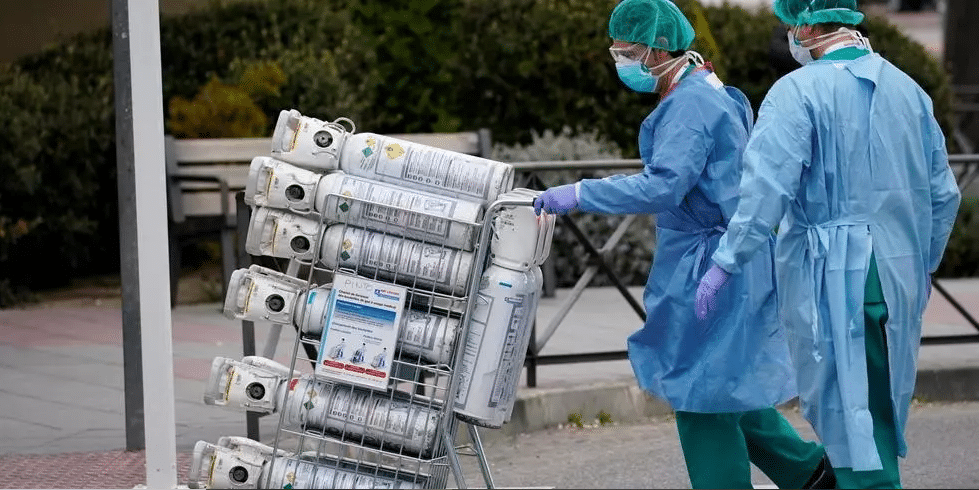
[170,138,272,163]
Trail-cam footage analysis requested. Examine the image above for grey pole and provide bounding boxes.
[111,0,179,486]
[110,0,145,453]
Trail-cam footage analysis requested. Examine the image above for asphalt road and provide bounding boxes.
[457,401,979,489]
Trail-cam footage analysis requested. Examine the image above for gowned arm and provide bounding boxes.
[712,94,809,274]
[928,122,961,273]
[578,110,710,215]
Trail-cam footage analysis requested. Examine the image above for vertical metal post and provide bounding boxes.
[113,0,178,486]
[110,0,143,453]
[235,192,261,440]
[526,322,538,388]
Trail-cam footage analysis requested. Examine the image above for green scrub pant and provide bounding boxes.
[674,407,825,489]
[833,254,902,489]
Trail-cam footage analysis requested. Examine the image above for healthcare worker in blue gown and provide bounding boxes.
[533,0,833,487]
[695,0,961,488]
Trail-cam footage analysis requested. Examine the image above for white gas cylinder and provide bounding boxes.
[271,109,514,205]
[223,265,459,365]
[315,171,482,250]
[244,206,322,262]
[203,356,443,457]
[319,224,475,296]
[490,193,555,271]
[281,375,442,457]
[453,263,541,428]
[270,109,347,171]
[187,436,426,489]
[245,155,323,214]
[300,286,458,366]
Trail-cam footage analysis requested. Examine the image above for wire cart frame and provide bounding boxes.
[244,180,540,488]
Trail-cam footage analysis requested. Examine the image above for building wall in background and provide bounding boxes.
[0,0,207,63]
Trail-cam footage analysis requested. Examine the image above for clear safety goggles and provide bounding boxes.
[609,43,651,64]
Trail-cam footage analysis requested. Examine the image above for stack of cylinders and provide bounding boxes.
[246,156,482,250]
[244,210,476,297]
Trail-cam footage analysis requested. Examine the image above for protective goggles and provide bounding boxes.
[609,43,651,64]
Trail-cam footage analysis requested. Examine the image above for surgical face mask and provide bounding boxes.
[787,30,814,65]
[611,44,657,93]
[615,60,659,93]
[788,26,871,65]
[614,51,690,94]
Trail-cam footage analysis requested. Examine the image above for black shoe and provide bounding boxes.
[802,454,836,489]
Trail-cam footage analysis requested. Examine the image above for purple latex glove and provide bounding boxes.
[534,184,578,215]
[695,263,731,321]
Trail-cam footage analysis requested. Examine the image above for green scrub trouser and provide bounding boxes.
[833,254,902,489]
[675,407,825,489]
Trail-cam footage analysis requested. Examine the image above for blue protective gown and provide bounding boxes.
[711,51,961,470]
[578,70,798,413]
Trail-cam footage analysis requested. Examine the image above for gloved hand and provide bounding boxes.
[534,184,578,216]
[695,263,731,321]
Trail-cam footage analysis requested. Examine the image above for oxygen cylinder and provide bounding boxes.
[245,206,322,262]
[315,171,482,251]
[203,356,292,414]
[270,110,346,171]
[504,264,544,424]
[453,262,542,428]
[271,109,515,205]
[204,356,443,457]
[223,266,459,365]
[246,157,483,250]
[319,224,475,296]
[222,264,308,326]
[244,156,323,214]
[188,436,275,489]
[281,375,442,457]
[187,436,426,489]
[264,451,426,489]
[300,287,458,366]
[489,193,556,271]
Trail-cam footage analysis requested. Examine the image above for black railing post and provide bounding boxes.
[526,322,539,388]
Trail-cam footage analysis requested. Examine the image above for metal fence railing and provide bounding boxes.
[512,155,979,387]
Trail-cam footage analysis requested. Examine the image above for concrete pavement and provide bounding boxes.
[2,277,979,488]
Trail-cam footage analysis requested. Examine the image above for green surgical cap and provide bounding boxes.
[608,0,695,52]
[774,0,865,26]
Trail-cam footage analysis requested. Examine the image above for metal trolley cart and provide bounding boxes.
[191,110,553,490]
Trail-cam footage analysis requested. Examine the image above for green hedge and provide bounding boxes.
[0,0,964,304]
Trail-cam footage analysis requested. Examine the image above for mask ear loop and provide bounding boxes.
[686,51,705,67]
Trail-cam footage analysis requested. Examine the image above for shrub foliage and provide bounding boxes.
[0,0,965,304]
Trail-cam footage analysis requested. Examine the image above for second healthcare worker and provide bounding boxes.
[696,0,961,487]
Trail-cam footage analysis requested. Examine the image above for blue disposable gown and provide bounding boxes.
[711,52,961,470]
[578,71,798,413]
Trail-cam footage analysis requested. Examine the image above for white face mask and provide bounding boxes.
[787,30,813,65]
[788,26,872,65]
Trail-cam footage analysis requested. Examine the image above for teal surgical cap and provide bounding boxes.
[774,0,865,26]
[608,0,695,52]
